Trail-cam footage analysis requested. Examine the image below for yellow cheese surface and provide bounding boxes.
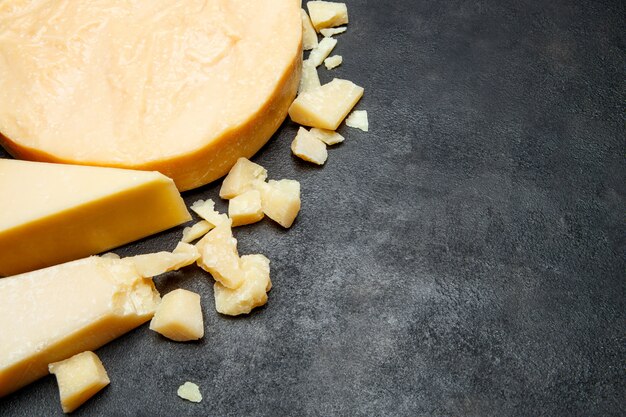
[0,256,160,398]
[0,159,191,277]
[150,289,204,342]
[0,0,302,191]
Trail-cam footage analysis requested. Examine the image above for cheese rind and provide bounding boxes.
[0,159,191,277]
[288,79,364,130]
[291,127,328,165]
[307,1,349,31]
[214,254,271,316]
[49,351,110,413]
[0,256,160,398]
[0,0,302,191]
[150,289,204,342]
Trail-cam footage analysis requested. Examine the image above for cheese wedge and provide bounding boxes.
[0,0,302,191]
[0,256,160,398]
[0,159,191,277]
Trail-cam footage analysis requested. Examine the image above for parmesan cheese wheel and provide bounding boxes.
[0,0,302,191]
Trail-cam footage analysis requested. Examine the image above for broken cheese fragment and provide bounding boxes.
[128,244,200,277]
[291,127,328,165]
[310,128,345,145]
[299,59,322,94]
[345,110,369,132]
[257,179,301,228]
[0,159,191,277]
[196,219,243,289]
[48,351,110,414]
[228,190,264,227]
[182,221,214,243]
[177,382,202,403]
[289,78,364,130]
[150,289,204,342]
[309,37,338,67]
[301,9,319,50]
[0,256,160,397]
[214,255,272,316]
[324,55,343,69]
[190,199,229,227]
[219,158,268,200]
[307,1,349,32]
[320,26,347,37]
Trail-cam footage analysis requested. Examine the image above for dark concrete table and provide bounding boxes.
[1,0,624,415]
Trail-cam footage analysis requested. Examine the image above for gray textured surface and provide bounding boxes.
[1,0,625,415]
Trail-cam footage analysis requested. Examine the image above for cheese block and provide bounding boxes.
[0,0,302,191]
[0,159,191,277]
[0,256,160,398]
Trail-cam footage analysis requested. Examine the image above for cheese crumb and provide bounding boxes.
[177,382,202,403]
[320,26,347,37]
[181,220,213,243]
[307,1,349,32]
[310,128,345,145]
[150,289,204,342]
[299,59,321,94]
[301,9,319,50]
[345,110,369,132]
[214,254,272,316]
[324,55,342,70]
[219,158,268,200]
[309,37,337,67]
[291,127,328,165]
[229,189,264,227]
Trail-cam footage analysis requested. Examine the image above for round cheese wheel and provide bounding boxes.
[0,0,302,191]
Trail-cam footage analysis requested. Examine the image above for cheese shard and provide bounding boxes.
[150,289,204,342]
[299,59,322,94]
[291,127,328,165]
[196,219,243,289]
[214,254,272,316]
[190,199,229,227]
[228,190,264,227]
[128,245,200,277]
[182,221,213,243]
[177,382,203,403]
[289,79,364,130]
[0,256,160,398]
[49,351,110,414]
[301,9,319,50]
[0,159,191,277]
[320,27,347,37]
[307,1,349,32]
[310,128,345,145]
[345,110,369,132]
[309,37,338,67]
[219,158,268,200]
[0,0,302,191]
[324,55,343,69]
[257,180,301,228]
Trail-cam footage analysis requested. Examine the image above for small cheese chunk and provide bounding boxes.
[228,190,264,227]
[324,55,343,69]
[219,158,268,200]
[196,219,243,289]
[289,78,364,130]
[49,351,110,414]
[181,221,214,243]
[291,127,328,165]
[299,59,322,94]
[301,9,318,50]
[0,257,160,398]
[309,37,337,67]
[257,179,301,228]
[128,246,200,277]
[177,382,202,403]
[190,199,229,227]
[310,128,345,145]
[345,110,369,132]
[320,26,347,37]
[150,289,204,342]
[307,1,349,32]
[214,255,271,316]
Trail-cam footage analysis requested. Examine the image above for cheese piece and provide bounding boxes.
[288,79,364,130]
[299,59,322,94]
[128,244,200,277]
[181,221,213,243]
[310,128,345,145]
[219,158,268,200]
[196,219,243,289]
[320,27,347,37]
[345,110,369,132]
[291,127,328,165]
[0,0,302,191]
[177,382,202,403]
[324,55,343,69]
[150,289,204,342]
[214,254,271,316]
[301,9,319,50]
[257,179,301,228]
[190,199,229,227]
[309,37,338,67]
[228,190,264,227]
[307,1,349,31]
[48,351,110,414]
[0,256,160,398]
[0,159,191,277]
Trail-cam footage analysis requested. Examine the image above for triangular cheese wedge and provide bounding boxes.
[0,159,191,276]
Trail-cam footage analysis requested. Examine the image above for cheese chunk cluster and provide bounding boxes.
[291,127,328,165]
[48,351,110,414]
[150,289,204,342]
